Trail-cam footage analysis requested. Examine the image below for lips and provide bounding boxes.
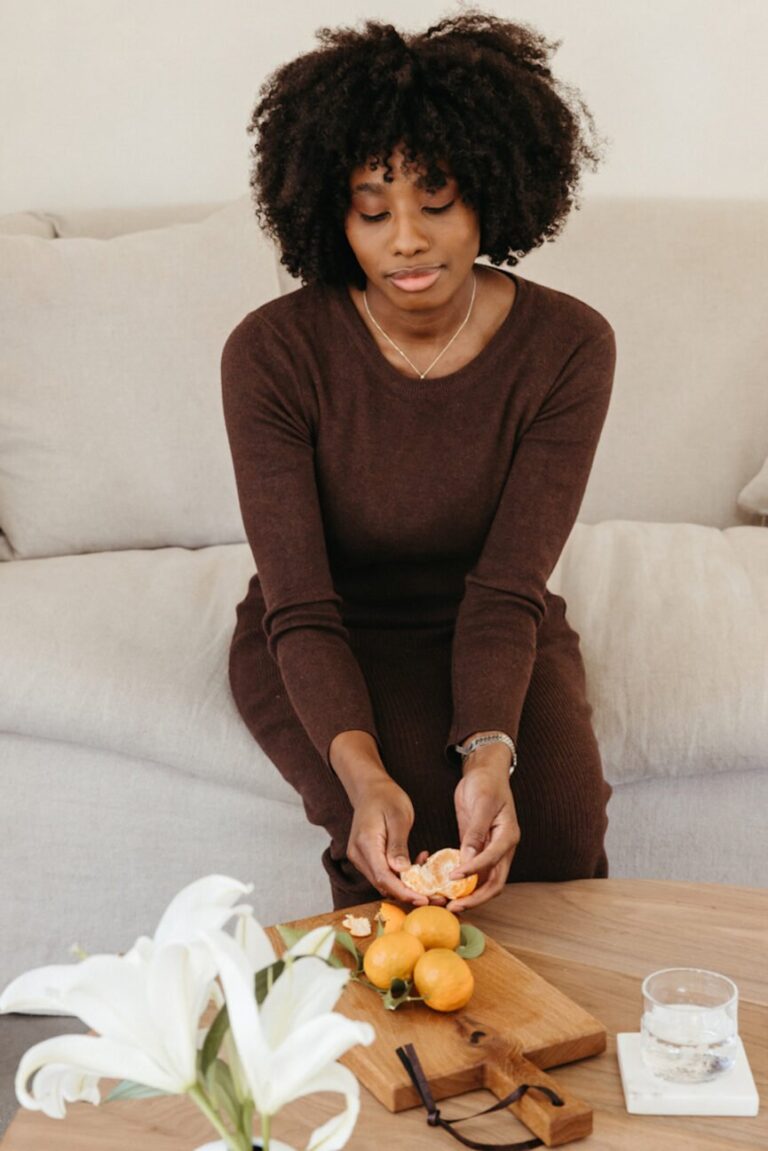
[388,265,443,280]
[387,266,444,292]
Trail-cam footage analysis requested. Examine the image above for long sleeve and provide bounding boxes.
[446,326,617,760]
[221,312,380,764]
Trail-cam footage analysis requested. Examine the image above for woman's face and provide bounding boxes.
[344,144,481,307]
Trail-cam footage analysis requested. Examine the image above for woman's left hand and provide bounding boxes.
[445,759,520,912]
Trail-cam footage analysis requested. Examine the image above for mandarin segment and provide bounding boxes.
[400,847,478,900]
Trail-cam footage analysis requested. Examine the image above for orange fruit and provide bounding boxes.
[362,931,425,990]
[375,902,407,934]
[400,848,478,901]
[413,948,475,1012]
[402,905,461,951]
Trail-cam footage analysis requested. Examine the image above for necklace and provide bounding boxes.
[363,272,477,379]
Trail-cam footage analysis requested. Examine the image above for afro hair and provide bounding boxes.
[247,8,607,289]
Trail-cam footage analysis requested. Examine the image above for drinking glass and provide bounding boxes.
[640,968,738,1082]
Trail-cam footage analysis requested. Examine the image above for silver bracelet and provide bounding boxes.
[454,732,517,776]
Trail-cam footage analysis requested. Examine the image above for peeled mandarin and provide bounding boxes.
[400,847,478,901]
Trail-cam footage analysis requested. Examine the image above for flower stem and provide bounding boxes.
[259,1111,272,1151]
[189,1084,249,1151]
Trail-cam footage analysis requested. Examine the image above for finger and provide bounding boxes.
[446,858,514,913]
[459,830,519,877]
[361,847,429,907]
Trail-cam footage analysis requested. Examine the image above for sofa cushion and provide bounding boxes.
[1,525,766,791]
[549,522,768,783]
[738,455,768,518]
[0,211,55,238]
[0,197,281,560]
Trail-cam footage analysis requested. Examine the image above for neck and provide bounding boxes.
[360,270,476,347]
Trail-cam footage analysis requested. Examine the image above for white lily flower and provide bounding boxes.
[26,1064,101,1119]
[202,928,374,1146]
[7,941,215,1116]
[126,874,256,963]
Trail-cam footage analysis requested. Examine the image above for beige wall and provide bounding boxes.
[1,0,766,213]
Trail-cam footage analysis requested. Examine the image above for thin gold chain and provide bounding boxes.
[363,273,477,379]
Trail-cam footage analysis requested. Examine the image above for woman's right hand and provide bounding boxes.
[346,776,430,906]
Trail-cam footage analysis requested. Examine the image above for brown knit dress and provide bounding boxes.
[221,268,616,908]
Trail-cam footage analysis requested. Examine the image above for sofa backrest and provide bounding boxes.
[1,197,765,562]
[43,195,767,531]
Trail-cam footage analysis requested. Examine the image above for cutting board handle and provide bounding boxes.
[485,1051,592,1147]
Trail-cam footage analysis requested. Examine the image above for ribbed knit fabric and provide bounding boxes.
[222,268,616,906]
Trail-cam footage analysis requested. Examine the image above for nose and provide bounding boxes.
[390,209,430,258]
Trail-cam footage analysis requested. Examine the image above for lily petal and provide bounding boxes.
[267,1014,375,1115]
[234,911,278,973]
[285,925,337,962]
[57,956,162,1052]
[27,1064,101,1120]
[153,875,254,949]
[0,963,85,1016]
[300,1063,360,1151]
[16,1033,188,1112]
[260,958,350,1049]
[200,929,272,1113]
[146,942,216,1085]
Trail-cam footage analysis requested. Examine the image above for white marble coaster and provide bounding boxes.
[617,1033,760,1116]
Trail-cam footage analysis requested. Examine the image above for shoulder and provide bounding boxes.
[222,281,337,365]
[520,275,615,348]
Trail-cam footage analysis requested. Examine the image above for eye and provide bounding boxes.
[359,200,455,223]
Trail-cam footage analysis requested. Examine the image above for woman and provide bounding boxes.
[221,12,616,914]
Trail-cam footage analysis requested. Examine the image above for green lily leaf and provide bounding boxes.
[205,1058,242,1130]
[275,924,307,949]
[105,1079,170,1102]
[199,1003,230,1076]
[456,923,485,959]
[333,929,364,972]
[254,958,285,1005]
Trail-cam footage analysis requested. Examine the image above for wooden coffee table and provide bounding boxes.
[1,879,765,1150]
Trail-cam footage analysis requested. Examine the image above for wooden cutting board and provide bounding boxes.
[270,900,607,1147]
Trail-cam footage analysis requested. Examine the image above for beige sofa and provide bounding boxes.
[1,195,767,991]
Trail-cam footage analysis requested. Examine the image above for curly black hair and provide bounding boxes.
[247,7,606,289]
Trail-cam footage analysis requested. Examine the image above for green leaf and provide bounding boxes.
[456,923,485,959]
[205,1058,242,1129]
[254,958,285,1005]
[199,1003,230,1076]
[333,929,363,972]
[105,1080,170,1102]
[382,978,421,1011]
[276,924,307,949]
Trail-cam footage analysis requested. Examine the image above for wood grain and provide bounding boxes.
[2,880,765,1151]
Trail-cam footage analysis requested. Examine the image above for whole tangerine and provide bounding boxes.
[402,905,461,951]
[362,930,425,990]
[413,948,475,1013]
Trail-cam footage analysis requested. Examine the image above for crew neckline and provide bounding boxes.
[335,265,527,388]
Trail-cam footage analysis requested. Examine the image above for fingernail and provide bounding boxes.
[394,857,409,871]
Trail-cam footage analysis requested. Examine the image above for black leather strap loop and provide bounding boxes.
[396,1043,565,1151]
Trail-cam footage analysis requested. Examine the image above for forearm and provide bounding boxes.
[328,729,391,805]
